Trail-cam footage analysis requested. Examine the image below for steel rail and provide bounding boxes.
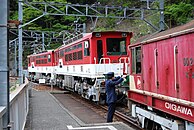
[70,92,144,130]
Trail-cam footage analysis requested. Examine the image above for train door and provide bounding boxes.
[157,39,177,97]
[129,46,143,91]
[97,40,103,63]
[142,43,157,93]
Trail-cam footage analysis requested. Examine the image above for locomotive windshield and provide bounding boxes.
[106,38,127,55]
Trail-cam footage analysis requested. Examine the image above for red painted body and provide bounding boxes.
[128,21,194,123]
[56,32,132,66]
[28,32,132,68]
[128,91,194,123]
[28,51,54,67]
[28,31,132,79]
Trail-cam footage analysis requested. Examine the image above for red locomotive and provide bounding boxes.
[28,50,55,83]
[128,20,194,130]
[28,31,132,102]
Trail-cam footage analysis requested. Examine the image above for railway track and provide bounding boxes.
[101,105,142,129]
[69,93,143,130]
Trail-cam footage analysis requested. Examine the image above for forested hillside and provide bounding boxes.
[10,0,194,33]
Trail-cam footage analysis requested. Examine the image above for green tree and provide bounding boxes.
[165,2,194,27]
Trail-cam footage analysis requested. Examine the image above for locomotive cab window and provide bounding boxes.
[106,38,126,55]
[84,41,90,56]
[132,47,141,74]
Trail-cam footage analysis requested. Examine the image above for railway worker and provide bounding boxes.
[105,72,125,122]
[112,45,118,52]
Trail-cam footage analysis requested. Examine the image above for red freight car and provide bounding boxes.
[128,20,194,130]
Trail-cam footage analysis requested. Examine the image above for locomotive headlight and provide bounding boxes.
[122,33,127,37]
[95,33,101,37]
[84,41,89,48]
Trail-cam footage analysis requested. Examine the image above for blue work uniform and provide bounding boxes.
[105,76,123,122]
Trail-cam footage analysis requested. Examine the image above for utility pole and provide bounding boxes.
[0,0,10,129]
[18,0,23,84]
[83,23,86,33]
[159,0,164,31]
[14,40,18,76]
[42,32,45,51]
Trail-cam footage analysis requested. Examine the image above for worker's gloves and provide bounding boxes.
[121,75,127,79]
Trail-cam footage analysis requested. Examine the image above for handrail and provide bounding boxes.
[119,57,128,75]
[154,48,158,88]
[94,57,97,64]
[174,45,178,90]
[99,58,110,64]
[119,57,127,63]
[63,33,83,45]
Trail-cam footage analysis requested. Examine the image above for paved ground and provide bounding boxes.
[53,93,107,124]
[24,89,82,130]
[25,87,135,130]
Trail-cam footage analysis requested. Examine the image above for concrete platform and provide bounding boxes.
[25,89,135,130]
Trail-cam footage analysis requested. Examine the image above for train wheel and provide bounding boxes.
[73,84,77,93]
[89,95,93,101]
[99,94,106,105]
[144,118,162,130]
